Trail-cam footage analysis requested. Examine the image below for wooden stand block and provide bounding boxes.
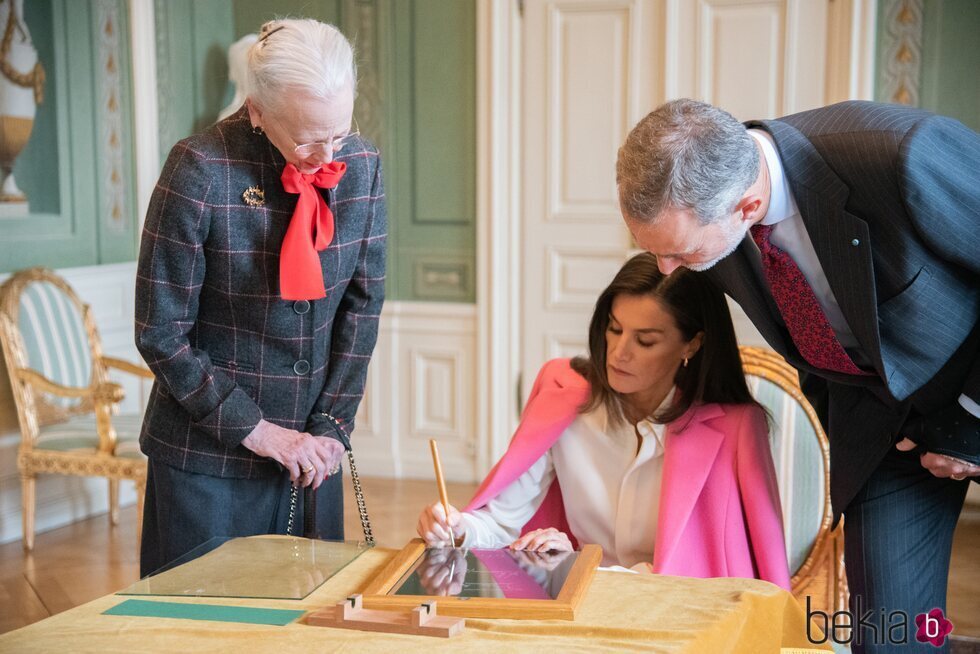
[306,594,465,638]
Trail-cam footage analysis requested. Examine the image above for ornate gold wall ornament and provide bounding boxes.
[0,0,44,204]
[243,186,265,207]
[881,0,923,107]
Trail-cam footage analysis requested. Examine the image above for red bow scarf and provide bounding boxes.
[279,161,347,300]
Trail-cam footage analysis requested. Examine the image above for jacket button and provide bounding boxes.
[293,300,310,314]
[851,238,860,246]
[293,359,310,376]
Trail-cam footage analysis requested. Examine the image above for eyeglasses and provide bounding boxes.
[269,115,360,157]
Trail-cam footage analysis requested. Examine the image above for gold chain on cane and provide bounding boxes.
[286,484,299,536]
[346,449,374,544]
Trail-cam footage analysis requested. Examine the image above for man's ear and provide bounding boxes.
[734,194,763,225]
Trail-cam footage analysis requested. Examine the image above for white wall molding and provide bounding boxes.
[127,0,160,235]
[826,0,878,104]
[476,0,523,474]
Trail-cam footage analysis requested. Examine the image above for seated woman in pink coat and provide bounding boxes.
[417,253,791,589]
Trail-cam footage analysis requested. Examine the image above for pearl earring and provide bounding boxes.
[683,357,689,368]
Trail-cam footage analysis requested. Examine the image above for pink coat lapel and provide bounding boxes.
[466,359,588,512]
[652,404,726,571]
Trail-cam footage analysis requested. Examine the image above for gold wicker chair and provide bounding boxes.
[740,345,848,617]
[0,267,150,550]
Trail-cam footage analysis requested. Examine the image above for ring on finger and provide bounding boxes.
[300,464,315,475]
[951,474,967,481]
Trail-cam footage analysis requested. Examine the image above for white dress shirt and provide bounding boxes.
[459,392,674,568]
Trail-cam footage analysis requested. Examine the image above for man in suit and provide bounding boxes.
[135,19,386,576]
[617,99,978,652]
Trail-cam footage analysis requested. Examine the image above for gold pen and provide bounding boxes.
[429,439,456,549]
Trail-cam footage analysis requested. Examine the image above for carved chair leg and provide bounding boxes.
[109,479,120,526]
[21,473,36,551]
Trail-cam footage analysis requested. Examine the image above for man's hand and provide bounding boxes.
[896,438,980,480]
[241,419,345,489]
[898,401,980,480]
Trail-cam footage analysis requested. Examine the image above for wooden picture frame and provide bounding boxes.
[339,538,602,620]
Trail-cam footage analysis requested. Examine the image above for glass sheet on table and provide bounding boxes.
[118,535,371,600]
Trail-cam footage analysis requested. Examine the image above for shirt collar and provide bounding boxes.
[749,128,799,226]
[635,387,676,452]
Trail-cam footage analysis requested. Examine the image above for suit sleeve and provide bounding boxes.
[899,115,980,405]
[736,405,792,590]
[306,156,387,448]
[135,143,263,447]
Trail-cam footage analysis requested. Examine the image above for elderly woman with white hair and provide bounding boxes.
[135,19,386,576]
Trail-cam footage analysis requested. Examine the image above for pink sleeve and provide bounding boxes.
[736,405,792,590]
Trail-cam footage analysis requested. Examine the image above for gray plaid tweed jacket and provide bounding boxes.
[136,108,386,479]
[704,101,980,516]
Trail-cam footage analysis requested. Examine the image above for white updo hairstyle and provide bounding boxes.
[246,19,357,115]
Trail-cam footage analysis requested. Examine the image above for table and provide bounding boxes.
[0,546,830,653]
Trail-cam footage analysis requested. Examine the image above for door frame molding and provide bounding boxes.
[476,0,523,471]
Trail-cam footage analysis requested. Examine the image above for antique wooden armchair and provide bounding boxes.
[0,267,149,550]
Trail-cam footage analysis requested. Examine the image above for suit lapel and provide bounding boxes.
[655,404,726,568]
[747,120,886,378]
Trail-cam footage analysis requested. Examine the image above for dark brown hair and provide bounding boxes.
[571,252,762,425]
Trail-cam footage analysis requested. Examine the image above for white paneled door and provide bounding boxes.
[519,0,830,405]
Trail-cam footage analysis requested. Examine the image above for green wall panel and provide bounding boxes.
[233,0,341,37]
[0,0,136,273]
[875,0,980,132]
[388,0,475,301]
[920,0,980,132]
[155,0,235,163]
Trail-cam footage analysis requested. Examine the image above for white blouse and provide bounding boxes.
[459,391,674,568]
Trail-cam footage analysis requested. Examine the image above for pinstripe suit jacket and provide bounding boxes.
[135,108,386,479]
[704,101,980,516]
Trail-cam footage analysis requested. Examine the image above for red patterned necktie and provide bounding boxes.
[750,223,871,375]
[279,161,347,300]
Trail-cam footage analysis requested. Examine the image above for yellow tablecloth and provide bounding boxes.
[0,547,831,653]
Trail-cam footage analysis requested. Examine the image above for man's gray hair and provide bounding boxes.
[617,99,759,225]
[246,19,356,114]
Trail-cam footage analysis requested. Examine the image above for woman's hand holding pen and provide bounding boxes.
[417,501,464,547]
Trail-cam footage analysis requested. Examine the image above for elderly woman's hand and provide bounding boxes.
[508,528,574,553]
[417,501,464,547]
[241,419,344,489]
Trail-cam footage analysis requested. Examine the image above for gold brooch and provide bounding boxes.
[242,186,265,207]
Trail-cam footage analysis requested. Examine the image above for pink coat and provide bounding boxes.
[465,358,791,590]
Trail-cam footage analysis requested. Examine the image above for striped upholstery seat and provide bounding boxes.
[0,268,151,552]
[36,413,145,458]
[17,281,93,411]
[740,346,847,624]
